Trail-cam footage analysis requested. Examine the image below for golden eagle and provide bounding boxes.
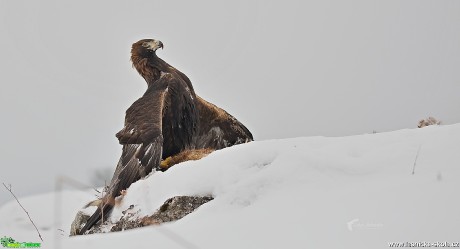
[77,39,253,234]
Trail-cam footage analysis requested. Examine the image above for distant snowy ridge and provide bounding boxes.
[1,124,459,249]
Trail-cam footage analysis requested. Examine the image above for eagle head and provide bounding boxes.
[131,39,165,81]
[132,39,164,56]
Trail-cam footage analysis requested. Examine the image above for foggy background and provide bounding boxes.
[0,0,459,206]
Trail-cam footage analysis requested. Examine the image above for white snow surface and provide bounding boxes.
[1,124,459,249]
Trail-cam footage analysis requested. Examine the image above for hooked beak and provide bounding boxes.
[144,39,164,51]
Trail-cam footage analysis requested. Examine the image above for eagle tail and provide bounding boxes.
[78,202,114,235]
[78,138,163,235]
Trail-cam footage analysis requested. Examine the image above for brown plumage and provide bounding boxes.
[160,148,214,170]
[77,38,252,235]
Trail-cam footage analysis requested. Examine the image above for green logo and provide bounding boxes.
[0,237,41,248]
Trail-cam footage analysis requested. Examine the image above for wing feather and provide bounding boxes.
[78,74,197,235]
[193,96,253,149]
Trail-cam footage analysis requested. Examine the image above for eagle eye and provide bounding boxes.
[142,42,149,48]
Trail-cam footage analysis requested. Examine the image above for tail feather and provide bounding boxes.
[77,140,163,235]
[78,203,114,235]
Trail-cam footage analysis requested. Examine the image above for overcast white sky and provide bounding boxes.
[1,0,459,205]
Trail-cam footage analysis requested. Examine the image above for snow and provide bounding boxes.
[1,124,459,249]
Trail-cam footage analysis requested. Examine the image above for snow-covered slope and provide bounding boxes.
[1,124,459,249]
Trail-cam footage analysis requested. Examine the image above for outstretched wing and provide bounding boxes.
[193,96,253,150]
[78,74,196,234]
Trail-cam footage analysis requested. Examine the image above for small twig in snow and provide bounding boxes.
[412,145,422,175]
[2,183,43,242]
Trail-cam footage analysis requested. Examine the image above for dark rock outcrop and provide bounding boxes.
[70,195,213,235]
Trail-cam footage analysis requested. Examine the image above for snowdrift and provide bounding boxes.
[1,124,459,249]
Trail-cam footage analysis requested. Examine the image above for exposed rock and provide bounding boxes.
[70,211,90,236]
[143,196,213,225]
[110,209,143,232]
[70,195,213,235]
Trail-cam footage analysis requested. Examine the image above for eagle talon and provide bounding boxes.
[160,157,174,169]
